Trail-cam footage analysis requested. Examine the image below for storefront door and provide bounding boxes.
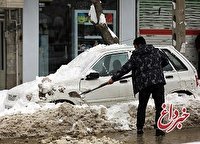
[39,1,70,75]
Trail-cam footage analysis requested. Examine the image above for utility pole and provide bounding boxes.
[172,0,186,53]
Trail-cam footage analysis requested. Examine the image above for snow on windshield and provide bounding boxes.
[47,44,104,83]
[47,44,130,83]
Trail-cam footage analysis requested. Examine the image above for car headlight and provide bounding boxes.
[7,94,18,101]
[5,105,12,109]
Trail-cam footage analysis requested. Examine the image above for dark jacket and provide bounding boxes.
[111,44,169,94]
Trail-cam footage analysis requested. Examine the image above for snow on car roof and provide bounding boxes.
[154,45,175,49]
[88,44,174,53]
[50,44,134,81]
[86,44,134,53]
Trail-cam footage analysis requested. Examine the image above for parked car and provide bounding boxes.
[4,44,198,108]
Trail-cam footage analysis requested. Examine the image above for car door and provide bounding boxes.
[163,48,196,92]
[163,60,182,94]
[80,51,132,105]
[162,48,191,94]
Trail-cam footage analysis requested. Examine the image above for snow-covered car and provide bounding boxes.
[4,44,198,108]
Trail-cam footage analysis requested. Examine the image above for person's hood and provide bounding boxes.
[134,44,155,55]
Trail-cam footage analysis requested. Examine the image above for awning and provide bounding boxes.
[0,0,24,8]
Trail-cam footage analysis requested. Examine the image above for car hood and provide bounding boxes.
[8,66,83,101]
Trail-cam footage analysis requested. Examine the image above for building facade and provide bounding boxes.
[0,0,200,90]
[0,0,136,90]
[0,0,23,89]
[23,0,136,84]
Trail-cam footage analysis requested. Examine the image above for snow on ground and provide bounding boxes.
[0,101,120,143]
[0,88,200,143]
[0,90,7,112]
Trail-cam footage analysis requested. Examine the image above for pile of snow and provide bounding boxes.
[0,93,199,142]
[0,103,117,138]
[0,90,7,111]
[0,89,199,143]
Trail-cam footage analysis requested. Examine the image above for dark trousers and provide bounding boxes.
[136,84,165,129]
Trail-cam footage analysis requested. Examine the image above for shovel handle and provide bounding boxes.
[80,74,132,95]
[95,74,132,89]
[81,82,108,95]
[119,74,132,80]
[91,82,108,91]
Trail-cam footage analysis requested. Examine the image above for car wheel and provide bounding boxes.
[173,90,193,97]
[50,99,75,105]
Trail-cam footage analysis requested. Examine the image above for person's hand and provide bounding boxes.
[107,78,114,84]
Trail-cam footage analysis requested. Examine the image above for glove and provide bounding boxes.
[107,78,114,84]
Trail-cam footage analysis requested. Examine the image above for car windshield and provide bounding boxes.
[67,49,100,71]
[47,49,101,83]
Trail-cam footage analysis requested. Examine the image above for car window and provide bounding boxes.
[163,62,173,71]
[163,49,188,71]
[92,52,128,76]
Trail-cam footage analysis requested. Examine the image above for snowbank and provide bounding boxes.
[0,89,199,143]
[0,93,199,141]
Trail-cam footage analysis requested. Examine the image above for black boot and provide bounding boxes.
[137,129,144,135]
[156,129,165,136]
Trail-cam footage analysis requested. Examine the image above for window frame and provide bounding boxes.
[91,52,129,77]
[162,49,188,72]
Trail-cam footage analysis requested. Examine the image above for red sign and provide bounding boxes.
[157,103,190,133]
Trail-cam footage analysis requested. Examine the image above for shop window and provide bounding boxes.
[39,0,119,75]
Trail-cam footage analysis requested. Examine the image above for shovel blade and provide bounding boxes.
[68,91,81,98]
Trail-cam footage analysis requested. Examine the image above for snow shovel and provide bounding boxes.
[68,74,132,99]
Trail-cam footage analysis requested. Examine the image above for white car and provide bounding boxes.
[4,44,198,108]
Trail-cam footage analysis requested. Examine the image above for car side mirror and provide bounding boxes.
[85,72,100,80]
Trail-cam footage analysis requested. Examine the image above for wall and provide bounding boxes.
[119,0,136,46]
[138,0,200,69]
[138,0,172,45]
[5,10,17,88]
[23,0,39,82]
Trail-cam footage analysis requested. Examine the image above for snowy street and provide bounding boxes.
[0,89,200,143]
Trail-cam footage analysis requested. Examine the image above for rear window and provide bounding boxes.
[162,49,188,71]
